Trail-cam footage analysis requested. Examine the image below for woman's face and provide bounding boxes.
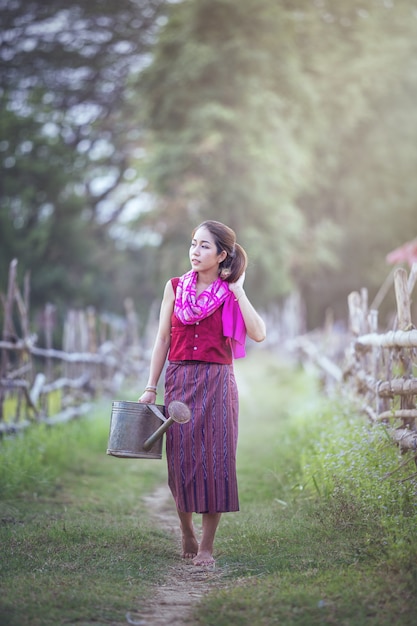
[189,227,226,275]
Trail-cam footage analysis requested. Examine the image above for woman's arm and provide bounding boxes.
[228,273,266,343]
[138,280,175,403]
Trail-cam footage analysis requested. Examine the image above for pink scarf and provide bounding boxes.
[174,270,246,358]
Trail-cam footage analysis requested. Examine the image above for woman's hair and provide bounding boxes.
[192,220,248,283]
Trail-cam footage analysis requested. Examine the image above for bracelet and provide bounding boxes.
[144,386,157,394]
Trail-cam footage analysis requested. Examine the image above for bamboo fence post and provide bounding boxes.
[86,307,95,387]
[394,268,412,331]
[367,308,382,414]
[63,310,78,380]
[393,267,416,431]
[1,259,18,373]
[23,271,33,388]
[86,307,97,353]
[348,291,362,336]
[44,303,55,384]
[360,288,369,333]
[0,259,18,420]
[14,282,34,415]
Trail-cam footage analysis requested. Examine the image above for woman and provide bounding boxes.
[139,220,266,567]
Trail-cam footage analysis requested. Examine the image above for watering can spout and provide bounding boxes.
[142,401,191,451]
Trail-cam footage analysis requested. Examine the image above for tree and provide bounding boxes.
[3,0,417,332]
[135,0,314,306]
[290,0,417,325]
[0,0,165,316]
[136,0,417,323]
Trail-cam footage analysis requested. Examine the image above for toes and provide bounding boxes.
[182,551,197,559]
[181,539,198,560]
[192,555,215,567]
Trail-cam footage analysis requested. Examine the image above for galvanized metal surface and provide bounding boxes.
[106,401,166,459]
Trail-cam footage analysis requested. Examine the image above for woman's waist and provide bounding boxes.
[169,360,217,365]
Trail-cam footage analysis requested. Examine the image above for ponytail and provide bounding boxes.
[219,243,247,283]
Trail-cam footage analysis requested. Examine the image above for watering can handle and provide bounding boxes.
[142,404,169,452]
[146,404,167,423]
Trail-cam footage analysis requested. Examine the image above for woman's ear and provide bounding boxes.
[218,250,227,263]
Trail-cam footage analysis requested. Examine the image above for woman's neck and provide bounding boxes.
[195,270,219,293]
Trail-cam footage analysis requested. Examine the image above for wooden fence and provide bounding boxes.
[3,253,417,464]
[345,265,417,454]
[0,259,146,435]
[293,263,417,461]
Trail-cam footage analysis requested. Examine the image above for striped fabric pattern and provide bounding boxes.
[165,361,239,514]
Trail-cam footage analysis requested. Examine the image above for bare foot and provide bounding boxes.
[193,550,215,567]
[181,532,198,559]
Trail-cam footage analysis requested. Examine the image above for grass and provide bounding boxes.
[190,352,417,625]
[0,393,172,626]
[1,350,417,625]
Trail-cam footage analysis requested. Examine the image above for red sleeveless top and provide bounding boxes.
[168,277,233,364]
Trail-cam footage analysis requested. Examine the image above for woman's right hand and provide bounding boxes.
[138,391,157,404]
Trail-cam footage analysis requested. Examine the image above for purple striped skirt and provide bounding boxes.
[164,361,239,514]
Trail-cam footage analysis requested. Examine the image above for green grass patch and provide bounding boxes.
[194,566,416,626]
[2,388,62,424]
[0,397,109,499]
[1,352,417,625]
[191,350,417,625]
[0,394,170,626]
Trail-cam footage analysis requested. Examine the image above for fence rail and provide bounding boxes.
[3,255,417,464]
[0,259,146,435]
[294,263,417,459]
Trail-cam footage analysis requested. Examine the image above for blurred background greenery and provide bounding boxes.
[1,0,416,334]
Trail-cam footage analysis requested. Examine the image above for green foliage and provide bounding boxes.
[1,353,416,624]
[195,569,417,626]
[138,0,417,319]
[0,400,172,626]
[192,352,417,625]
[138,0,309,304]
[0,0,165,317]
[2,0,417,331]
[301,405,416,515]
[0,402,104,498]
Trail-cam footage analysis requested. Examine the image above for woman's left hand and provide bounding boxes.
[228,272,246,299]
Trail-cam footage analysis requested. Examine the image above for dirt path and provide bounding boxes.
[125,366,251,625]
[125,485,228,626]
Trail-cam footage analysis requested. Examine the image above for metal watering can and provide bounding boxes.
[106,400,191,459]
